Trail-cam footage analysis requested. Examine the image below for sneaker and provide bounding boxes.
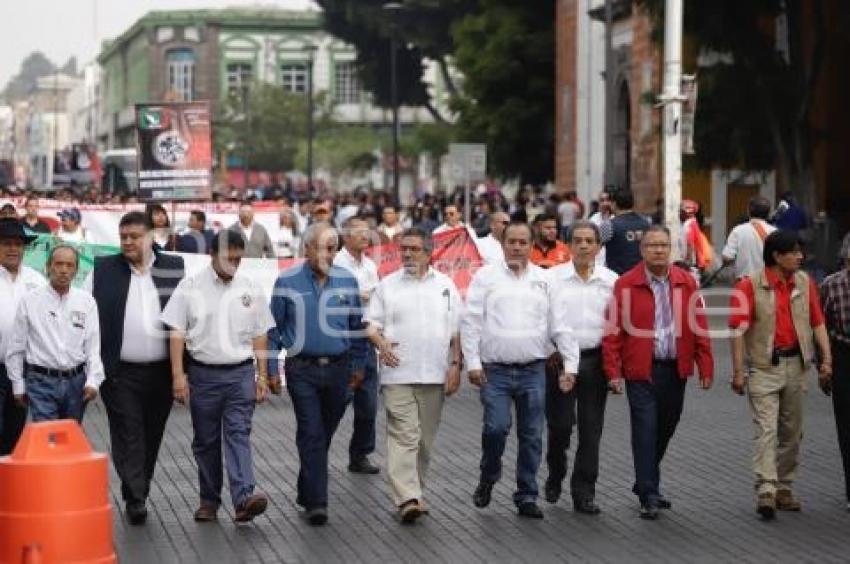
[639,503,659,520]
[573,498,601,515]
[757,492,776,520]
[473,481,494,508]
[775,490,801,511]
[348,456,380,475]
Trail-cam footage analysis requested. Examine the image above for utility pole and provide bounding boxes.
[604,0,615,189]
[661,0,684,259]
[304,44,318,193]
[383,2,403,205]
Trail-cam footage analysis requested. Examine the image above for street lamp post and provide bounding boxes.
[383,2,403,205]
[304,44,318,194]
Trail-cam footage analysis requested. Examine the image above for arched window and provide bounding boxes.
[166,48,196,101]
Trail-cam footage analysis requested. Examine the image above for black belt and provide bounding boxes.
[774,346,801,358]
[652,358,677,366]
[119,359,169,368]
[288,353,348,367]
[27,363,85,379]
[188,357,253,370]
[483,359,546,368]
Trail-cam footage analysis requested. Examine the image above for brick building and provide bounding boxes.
[557,0,850,245]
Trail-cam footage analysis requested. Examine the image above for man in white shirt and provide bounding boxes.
[377,205,405,243]
[86,211,185,525]
[476,211,509,266]
[462,222,579,519]
[0,219,46,454]
[5,245,103,422]
[722,196,776,279]
[365,227,462,523]
[161,229,275,524]
[56,208,88,243]
[334,216,382,475]
[545,220,618,514]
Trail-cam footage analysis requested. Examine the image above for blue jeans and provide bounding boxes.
[479,360,546,505]
[26,370,87,422]
[349,347,378,461]
[625,361,686,505]
[286,355,351,509]
[188,363,257,508]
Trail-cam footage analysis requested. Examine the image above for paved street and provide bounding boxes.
[79,336,849,564]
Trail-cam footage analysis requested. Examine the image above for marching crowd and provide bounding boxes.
[0,187,849,533]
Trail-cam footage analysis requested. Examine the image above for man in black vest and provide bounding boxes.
[601,190,650,275]
[86,211,185,525]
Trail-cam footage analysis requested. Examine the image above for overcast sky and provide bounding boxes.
[0,0,319,87]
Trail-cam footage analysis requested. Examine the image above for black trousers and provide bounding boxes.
[833,340,850,502]
[101,361,173,504]
[0,365,27,455]
[625,361,686,504]
[545,349,608,502]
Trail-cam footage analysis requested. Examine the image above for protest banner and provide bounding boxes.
[136,102,213,201]
[23,235,120,286]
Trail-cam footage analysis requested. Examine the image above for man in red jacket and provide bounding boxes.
[603,225,714,519]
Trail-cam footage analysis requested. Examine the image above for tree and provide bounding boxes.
[451,0,555,184]
[316,0,476,121]
[2,51,56,102]
[641,0,830,214]
[216,84,316,173]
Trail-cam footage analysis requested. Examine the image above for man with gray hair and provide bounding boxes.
[477,211,510,266]
[268,222,368,526]
[819,236,850,512]
[722,196,776,279]
[365,227,462,523]
[5,245,104,422]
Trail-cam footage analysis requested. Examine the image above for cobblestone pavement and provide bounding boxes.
[82,342,848,564]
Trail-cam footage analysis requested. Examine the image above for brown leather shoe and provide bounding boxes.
[234,493,268,522]
[775,490,801,511]
[194,504,218,522]
[399,499,422,524]
[757,492,776,520]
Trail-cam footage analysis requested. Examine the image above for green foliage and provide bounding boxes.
[316,0,475,111]
[639,0,826,196]
[451,0,555,183]
[216,84,317,173]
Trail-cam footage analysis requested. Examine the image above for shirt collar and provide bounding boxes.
[207,264,234,286]
[401,266,436,281]
[129,253,156,276]
[765,268,795,289]
[561,261,601,283]
[644,267,670,284]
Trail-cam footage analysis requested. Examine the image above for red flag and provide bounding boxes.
[365,243,402,278]
[431,228,483,297]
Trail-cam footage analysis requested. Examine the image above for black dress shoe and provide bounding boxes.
[656,495,672,509]
[544,480,561,504]
[126,501,148,525]
[517,502,544,519]
[348,456,380,475]
[473,482,493,508]
[305,507,328,526]
[639,503,659,520]
[573,499,601,515]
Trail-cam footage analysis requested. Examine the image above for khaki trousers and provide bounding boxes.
[747,356,806,495]
[383,384,445,507]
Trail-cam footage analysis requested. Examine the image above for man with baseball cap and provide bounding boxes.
[57,208,88,243]
[0,219,45,453]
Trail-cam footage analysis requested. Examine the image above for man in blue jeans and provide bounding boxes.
[268,222,367,526]
[6,245,104,422]
[462,222,579,519]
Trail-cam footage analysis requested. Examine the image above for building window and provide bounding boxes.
[334,61,361,104]
[226,63,253,100]
[167,49,195,102]
[280,63,308,93]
